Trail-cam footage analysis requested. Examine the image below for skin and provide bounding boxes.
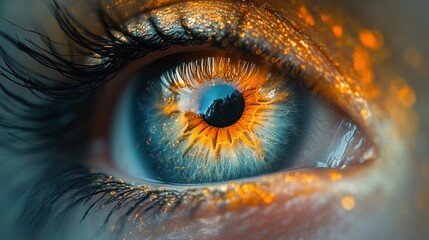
[0,0,428,239]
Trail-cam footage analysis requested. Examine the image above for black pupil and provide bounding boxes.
[200,85,245,128]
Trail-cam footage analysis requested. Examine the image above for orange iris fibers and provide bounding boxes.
[161,57,289,160]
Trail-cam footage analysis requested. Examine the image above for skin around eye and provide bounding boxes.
[0,0,422,239]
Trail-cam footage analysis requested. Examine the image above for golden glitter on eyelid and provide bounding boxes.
[320,13,332,23]
[298,6,315,26]
[200,1,369,121]
[353,47,374,85]
[359,29,384,50]
[341,195,356,211]
[332,25,344,38]
[202,171,327,211]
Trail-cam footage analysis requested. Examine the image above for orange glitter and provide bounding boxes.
[329,171,342,181]
[332,25,343,38]
[298,6,315,26]
[389,80,416,109]
[320,13,332,23]
[359,29,384,50]
[353,47,373,85]
[221,183,275,210]
[398,85,416,108]
[341,196,356,210]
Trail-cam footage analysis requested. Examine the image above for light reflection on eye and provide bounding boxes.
[78,0,377,188]
[107,51,372,184]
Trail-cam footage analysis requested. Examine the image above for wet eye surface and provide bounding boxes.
[112,52,308,183]
[109,51,371,184]
[73,0,378,188]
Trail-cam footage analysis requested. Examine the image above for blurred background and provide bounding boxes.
[342,0,429,236]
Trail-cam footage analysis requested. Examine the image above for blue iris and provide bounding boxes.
[115,55,310,184]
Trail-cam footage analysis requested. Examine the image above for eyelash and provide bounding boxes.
[26,166,213,237]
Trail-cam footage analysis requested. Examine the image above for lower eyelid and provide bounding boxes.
[86,167,371,239]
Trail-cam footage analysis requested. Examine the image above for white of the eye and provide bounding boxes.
[294,99,373,169]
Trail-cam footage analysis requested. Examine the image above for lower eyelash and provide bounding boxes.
[24,161,279,238]
[23,165,221,238]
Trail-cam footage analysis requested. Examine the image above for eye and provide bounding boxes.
[111,52,305,184]
[79,0,376,186]
[1,0,399,238]
[106,51,371,184]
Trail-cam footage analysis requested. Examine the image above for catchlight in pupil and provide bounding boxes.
[199,84,245,128]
